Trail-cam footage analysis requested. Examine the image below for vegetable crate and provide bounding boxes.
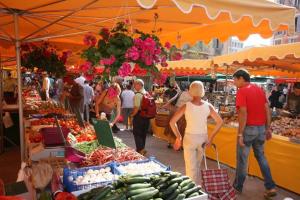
[115,156,170,176]
[63,163,118,192]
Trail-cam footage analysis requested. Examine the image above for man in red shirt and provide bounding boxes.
[233,69,276,198]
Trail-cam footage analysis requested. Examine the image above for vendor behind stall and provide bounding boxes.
[286,82,300,114]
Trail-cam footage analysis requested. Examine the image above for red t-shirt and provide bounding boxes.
[236,84,267,126]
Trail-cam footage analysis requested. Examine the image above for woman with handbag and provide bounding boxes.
[169,81,223,184]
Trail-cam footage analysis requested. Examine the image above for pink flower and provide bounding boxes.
[144,56,153,66]
[84,74,94,81]
[80,61,92,72]
[101,55,116,66]
[164,42,171,49]
[171,52,182,61]
[83,33,97,47]
[118,62,131,77]
[126,46,140,61]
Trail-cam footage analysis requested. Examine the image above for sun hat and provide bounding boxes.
[189,81,205,97]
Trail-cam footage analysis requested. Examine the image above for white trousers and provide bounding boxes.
[183,133,208,184]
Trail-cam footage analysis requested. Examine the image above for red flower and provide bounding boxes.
[83,33,97,47]
[164,42,171,49]
[100,28,110,41]
[101,55,116,66]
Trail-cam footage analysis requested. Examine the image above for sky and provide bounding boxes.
[234,34,272,48]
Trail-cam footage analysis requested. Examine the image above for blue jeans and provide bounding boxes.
[233,126,276,191]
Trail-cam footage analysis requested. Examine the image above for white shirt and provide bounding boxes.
[75,76,86,87]
[121,89,135,108]
[185,101,211,135]
[83,84,94,104]
[176,91,192,108]
[42,77,50,91]
[283,88,288,95]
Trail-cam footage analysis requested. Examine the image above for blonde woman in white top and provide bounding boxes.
[170,81,223,184]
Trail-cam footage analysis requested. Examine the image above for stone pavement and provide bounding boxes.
[114,130,300,200]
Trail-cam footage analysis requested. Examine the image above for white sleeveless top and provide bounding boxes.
[185,101,211,135]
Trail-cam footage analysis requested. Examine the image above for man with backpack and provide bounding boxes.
[131,79,156,156]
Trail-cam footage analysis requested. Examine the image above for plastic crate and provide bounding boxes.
[63,163,118,192]
[115,156,170,176]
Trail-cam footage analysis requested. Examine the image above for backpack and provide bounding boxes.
[137,92,157,118]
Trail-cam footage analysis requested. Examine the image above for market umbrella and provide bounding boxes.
[213,42,300,77]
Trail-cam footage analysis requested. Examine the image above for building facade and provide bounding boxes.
[273,0,300,45]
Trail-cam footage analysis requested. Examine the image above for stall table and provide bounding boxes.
[151,122,300,194]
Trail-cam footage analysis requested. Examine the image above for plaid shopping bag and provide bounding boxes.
[201,144,237,200]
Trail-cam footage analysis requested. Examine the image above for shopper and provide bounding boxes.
[95,83,121,133]
[268,87,283,109]
[121,84,135,130]
[286,82,300,114]
[83,80,94,123]
[131,79,149,155]
[169,81,223,184]
[3,72,17,104]
[163,81,181,148]
[67,80,84,119]
[232,69,276,197]
[41,72,50,101]
[75,73,86,87]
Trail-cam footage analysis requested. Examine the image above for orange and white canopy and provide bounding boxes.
[0,0,296,65]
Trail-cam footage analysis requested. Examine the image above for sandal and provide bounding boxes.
[264,188,277,198]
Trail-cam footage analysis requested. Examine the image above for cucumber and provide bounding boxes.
[174,194,185,200]
[91,186,112,200]
[127,187,156,197]
[168,172,181,179]
[188,192,200,198]
[181,176,190,181]
[165,189,180,200]
[162,183,179,196]
[125,177,150,184]
[154,198,163,200]
[184,186,201,197]
[179,179,192,188]
[154,177,169,187]
[102,193,126,200]
[130,189,159,200]
[181,182,195,193]
[128,183,152,190]
[168,177,183,185]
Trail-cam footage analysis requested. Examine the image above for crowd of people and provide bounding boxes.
[5,68,300,198]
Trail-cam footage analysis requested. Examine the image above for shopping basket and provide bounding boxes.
[201,143,236,200]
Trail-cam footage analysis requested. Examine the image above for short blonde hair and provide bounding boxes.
[189,81,205,97]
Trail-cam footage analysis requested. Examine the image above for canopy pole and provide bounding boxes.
[0,53,4,154]
[225,64,229,105]
[14,13,25,161]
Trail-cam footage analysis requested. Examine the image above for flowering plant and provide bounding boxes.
[81,22,178,79]
[21,42,70,76]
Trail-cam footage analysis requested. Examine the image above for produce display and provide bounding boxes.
[71,167,117,185]
[271,117,300,139]
[81,147,145,167]
[117,161,167,175]
[77,172,204,200]
[74,137,127,154]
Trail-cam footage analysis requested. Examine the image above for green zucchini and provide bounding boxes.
[128,183,152,190]
[180,176,190,181]
[168,177,183,185]
[174,194,185,200]
[179,179,192,188]
[102,193,126,200]
[181,182,195,193]
[127,187,156,197]
[155,177,169,187]
[125,177,150,184]
[168,172,181,179]
[184,186,201,197]
[162,183,179,196]
[91,186,112,200]
[188,192,200,198]
[130,189,159,200]
[165,189,180,200]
